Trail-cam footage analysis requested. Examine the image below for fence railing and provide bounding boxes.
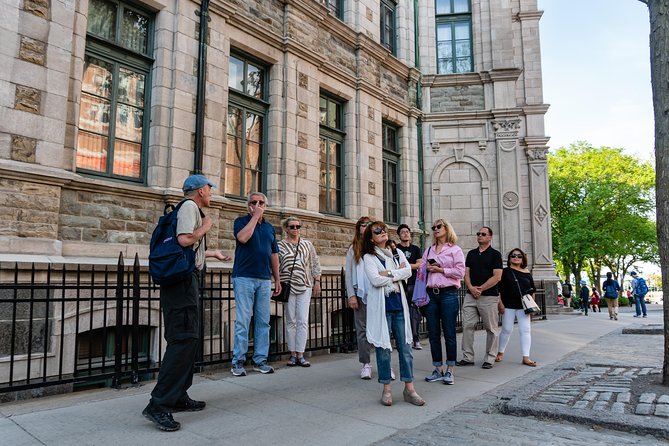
[0,253,547,397]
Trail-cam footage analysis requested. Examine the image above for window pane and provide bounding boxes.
[436,25,452,43]
[227,106,242,137]
[112,140,141,177]
[319,97,327,125]
[328,101,338,128]
[454,0,470,13]
[79,93,111,134]
[245,112,262,142]
[246,142,260,169]
[436,0,453,15]
[456,57,471,73]
[121,8,149,54]
[82,57,113,98]
[115,104,143,142]
[245,169,260,195]
[87,0,117,41]
[117,68,145,107]
[225,165,241,196]
[76,131,108,172]
[438,58,453,74]
[454,22,470,40]
[229,56,244,92]
[437,41,452,59]
[246,63,263,99]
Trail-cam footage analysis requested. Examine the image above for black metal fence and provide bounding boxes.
[0,253,547,397]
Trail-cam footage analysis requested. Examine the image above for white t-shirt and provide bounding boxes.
[176,200,205,270]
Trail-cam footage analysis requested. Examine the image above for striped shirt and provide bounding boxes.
[278,239,322,293]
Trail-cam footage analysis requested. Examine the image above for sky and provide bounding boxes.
[537,0,653,160]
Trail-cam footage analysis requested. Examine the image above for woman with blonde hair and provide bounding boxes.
[278,217,321,367]
[422,219,465,385]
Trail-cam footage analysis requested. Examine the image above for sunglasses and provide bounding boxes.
[510,253,523,258]
[288,225,301,230]
[372,227,387,235]
[250,200,266,206]
[476,232,489,236]
[431,224,443,231]
[360,222,371,227]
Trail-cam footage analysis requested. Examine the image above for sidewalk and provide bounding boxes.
[0,305,663,445]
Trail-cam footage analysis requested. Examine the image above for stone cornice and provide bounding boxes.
[522,104,550,115]
[421,110,494,122]
[225,12,284,52]
[422,72,482,88]
[515,10,544,22]
[487,68,523,83]
[524,136,551,148]
[209,0,237,20]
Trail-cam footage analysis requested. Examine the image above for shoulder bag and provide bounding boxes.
[511,270,540,315]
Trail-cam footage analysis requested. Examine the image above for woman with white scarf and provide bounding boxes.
[362,221,425,407]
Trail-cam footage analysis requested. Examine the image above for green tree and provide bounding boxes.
[549,142,656,287]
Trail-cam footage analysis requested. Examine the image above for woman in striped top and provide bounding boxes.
[278,217,322,367]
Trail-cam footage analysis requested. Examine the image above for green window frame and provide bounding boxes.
[76,0,154,182]
[381,0,396,55]
[226,52,269,198]
[319,94,345,215]
[325,0,344,19]
[435,0,473,74]
[382,122,400,224]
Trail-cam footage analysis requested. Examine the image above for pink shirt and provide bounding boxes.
[423,243,465,288]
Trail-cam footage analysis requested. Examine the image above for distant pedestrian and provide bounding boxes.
[422,219,465,385]
[458,226,503,370]
[602,272,621,320]
[278,217,321,367]
[630,271,648,318]
[561,280,573,308]
[344,216,374,379]
[143,175,231,432]
[627,290,633,307]
[362,221,424,406]
[230,192,281,377]
[579,280,589,315]
[395,224,424,350]
[590,289,601,312]
[496,248,537,367]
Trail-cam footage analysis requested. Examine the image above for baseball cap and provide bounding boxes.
[182,174,216,192]
[580,280,586,285]
[630,271,638,276]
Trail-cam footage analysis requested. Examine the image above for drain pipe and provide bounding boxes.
[414,0,425,248]
[193,0,211,174]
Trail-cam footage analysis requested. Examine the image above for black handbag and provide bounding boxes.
[273,240,299,303]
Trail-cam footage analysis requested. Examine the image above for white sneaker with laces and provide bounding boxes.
[360,363,372,380]
[413,341,423,350]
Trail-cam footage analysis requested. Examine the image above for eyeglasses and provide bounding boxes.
[288,225,301,230]
[250,200,266,206]
[431,224,443,231]
[372,227,387,235]
[510,253,523,258]
[476,232,490,236]
[360,222,371,227]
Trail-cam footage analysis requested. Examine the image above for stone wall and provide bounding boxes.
[430,85,485,112]
[0,179,61,240]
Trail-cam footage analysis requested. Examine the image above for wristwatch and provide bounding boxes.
[387,271,394,278]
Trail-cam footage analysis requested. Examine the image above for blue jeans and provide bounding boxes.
[634,294,647,316]
[375,310,414,384]
[232,277,272,365]
[424,288,459,367]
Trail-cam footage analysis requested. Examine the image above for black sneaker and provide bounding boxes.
[142,404,180,431]
[174,397,206,412]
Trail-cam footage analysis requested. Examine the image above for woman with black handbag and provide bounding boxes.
[496,248,537,367]
[278,217,321,367]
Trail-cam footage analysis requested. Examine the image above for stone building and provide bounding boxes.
[0,0,555,279]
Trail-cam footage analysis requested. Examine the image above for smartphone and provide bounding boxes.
[427,259,437,265]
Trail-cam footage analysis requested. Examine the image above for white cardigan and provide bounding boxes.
[363,248,413,350]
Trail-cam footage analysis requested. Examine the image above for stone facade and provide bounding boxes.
[0,0,556,285]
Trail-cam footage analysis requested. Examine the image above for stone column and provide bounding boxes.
[492,118,522,252]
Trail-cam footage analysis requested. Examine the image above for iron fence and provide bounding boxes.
[0,253,546,397]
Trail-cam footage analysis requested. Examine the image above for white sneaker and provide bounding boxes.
[391,368,396,380]
[360,363,372,380]
[413,341,423,350]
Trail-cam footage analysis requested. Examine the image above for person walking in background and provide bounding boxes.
[278,217,322,367]
[630,271,648,318]
[143,175,231,432]
[422,219,465,385]
[230,192,280,377]
[590,288,601,313]
[496,248,537,367]
[561,280,573,308]
[458,226,503,370]
[602,272,621,320]
[345,216,374,379]
[396,224,424,350]
[579,280,589,316]
[362,221,424,407]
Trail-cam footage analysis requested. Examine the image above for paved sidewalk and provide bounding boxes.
[0,305,664,445]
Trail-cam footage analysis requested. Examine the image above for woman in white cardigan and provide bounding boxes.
[362,221,425,407]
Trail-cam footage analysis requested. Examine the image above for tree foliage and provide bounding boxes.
[549,142,657,288]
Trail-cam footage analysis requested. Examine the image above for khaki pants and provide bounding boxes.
[461,293,500,365]
[606,297,619,319]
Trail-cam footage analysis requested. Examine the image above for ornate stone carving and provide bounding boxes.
[503,191,519,209]
[369,156,376,170]
[298,72,308,89]
[534,204,548,223]
[19,36,46,66]
[454,147,464,162]
[492,119,521,138]
[11,134,36,163]
[526,147,548,161]
[14,85,41,114]
[368,182,375,195]
[298,193,307,209]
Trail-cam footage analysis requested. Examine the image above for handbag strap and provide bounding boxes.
[510,269,524,298]
[285,239,300,283]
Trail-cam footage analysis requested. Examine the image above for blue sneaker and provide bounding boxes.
[443,371,454,385]
[253,362,274,374]
[425,368,444,382]
[231,362,246,376]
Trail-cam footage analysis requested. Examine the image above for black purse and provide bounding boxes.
[273,240,300,303]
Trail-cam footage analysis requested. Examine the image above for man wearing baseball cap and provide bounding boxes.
[630,271,648,318]
[143,174,231,432]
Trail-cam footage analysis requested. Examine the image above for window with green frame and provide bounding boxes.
[319,94,344,215]
[226,52,268,198]
[380,0,396,54]
[325,0,343,19]
[76,0,153,181]
[382,122,400,224]
[435,0,473,74]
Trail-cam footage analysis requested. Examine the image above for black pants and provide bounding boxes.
[150,274,200,412]
[405,284,422,343]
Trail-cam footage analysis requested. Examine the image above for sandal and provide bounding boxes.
[287,355,297,367]
[495,353,504,363]
[403,389,425,406]
[522,359,537,367]
[381,391,393,406]
[297,357,311,367]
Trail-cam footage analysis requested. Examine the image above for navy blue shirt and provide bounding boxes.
[232,214,279,280]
